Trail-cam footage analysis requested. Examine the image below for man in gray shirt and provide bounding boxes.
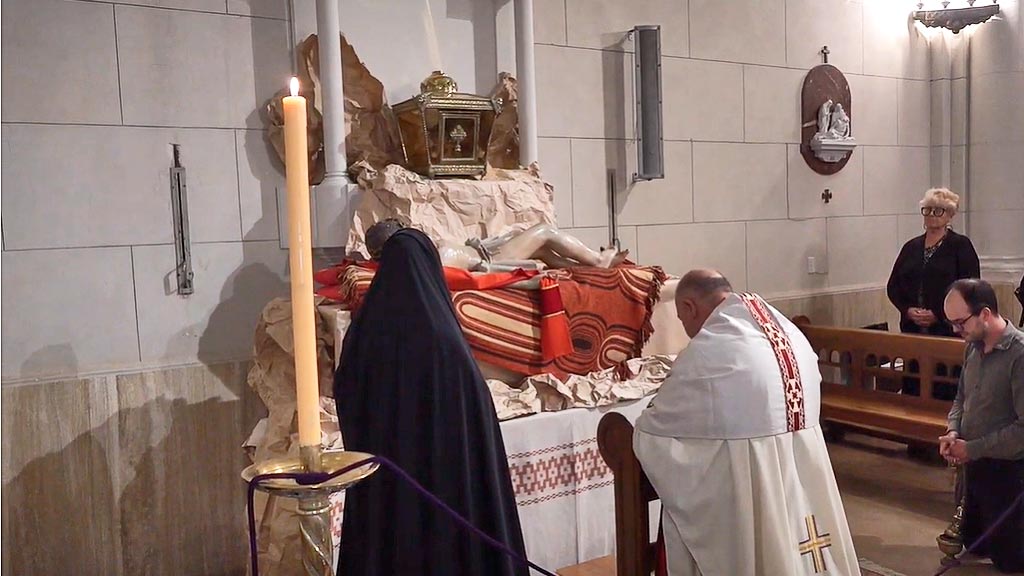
[939,278,1023,573]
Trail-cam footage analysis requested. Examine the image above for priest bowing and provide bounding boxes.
[634,269,859,576]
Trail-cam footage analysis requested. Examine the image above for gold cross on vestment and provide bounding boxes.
[798,515,832,573]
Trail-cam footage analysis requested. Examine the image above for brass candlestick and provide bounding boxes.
[243,447,378,576]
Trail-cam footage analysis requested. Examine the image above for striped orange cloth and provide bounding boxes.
[317,263,665,379]
[315,262,572,362]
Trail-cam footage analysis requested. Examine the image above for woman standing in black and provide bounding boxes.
[888,187,980,337]
[887,188,979,398]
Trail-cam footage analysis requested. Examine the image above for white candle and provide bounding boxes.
[282,77,322,449]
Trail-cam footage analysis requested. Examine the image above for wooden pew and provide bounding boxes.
[794,318,967,446]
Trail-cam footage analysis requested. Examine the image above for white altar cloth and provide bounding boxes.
[323,399,654,572]
[502,399,652,570]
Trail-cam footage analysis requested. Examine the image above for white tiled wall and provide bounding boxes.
[116,6,290,129]
[827,215,900,287]
[565,0,689,57]
[5,0,1021,381]
[237,129,285,241]
[1,248,140,380]
[1,125,242,249]
[1,0,122,125]
[532,0,989,308]
[846,75,899,146]
[1,0,292,381]
[692,143,788,222]
[785,0,865,74]
[537,137,574,227]
[966,0,1024,264]
[536,45,632,139]
[862,146,931,215]
[743,66,805,144]
[787,145,865,219]
[861,0,930,80]
[746,219,828,296]
[132,241,289,364]
[636,222,748,288]
[898,80,932,147]
[688,0,787,66]
[662,58,743,142]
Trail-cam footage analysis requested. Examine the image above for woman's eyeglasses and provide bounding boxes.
[921,206,948,217]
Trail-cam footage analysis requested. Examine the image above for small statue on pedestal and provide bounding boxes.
[810,99,857,163]
[827,103,851,140]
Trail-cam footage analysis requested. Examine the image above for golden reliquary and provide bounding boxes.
[392,71,500,178]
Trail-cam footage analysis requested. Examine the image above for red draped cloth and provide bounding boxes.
[316,263,665,377]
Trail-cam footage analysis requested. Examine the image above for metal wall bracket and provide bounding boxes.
[170,145,194,296]
[607,169,621,251]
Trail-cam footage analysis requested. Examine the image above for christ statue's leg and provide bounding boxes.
[494,224,627,267]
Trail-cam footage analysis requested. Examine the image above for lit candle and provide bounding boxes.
[283,77,322,449]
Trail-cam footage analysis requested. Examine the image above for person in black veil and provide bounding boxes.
[334,228,528,576]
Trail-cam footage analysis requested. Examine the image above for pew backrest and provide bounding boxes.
[796,321,967,444]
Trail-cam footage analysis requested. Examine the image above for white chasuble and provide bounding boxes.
[635,293,859,576]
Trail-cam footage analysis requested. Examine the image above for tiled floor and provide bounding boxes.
[830,434,1016,576]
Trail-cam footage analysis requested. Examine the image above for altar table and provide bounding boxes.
[329,398,659,572]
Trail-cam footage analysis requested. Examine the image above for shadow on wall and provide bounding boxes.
[2,363,264,575]
[5,11,291,576]
[603,34,635,243]
[191,260,288,371]
[447,0,499,90]
[19,344,80,384]
[178,27,289,371]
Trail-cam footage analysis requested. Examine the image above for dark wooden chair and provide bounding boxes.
[557,412,659,576]
[599,412,659,575]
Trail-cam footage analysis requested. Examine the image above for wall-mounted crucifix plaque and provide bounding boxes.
[801,63,856,175]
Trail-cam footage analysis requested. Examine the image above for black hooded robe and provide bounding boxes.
[334,229,528,576]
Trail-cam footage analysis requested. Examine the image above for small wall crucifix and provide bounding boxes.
[820,45,830,64]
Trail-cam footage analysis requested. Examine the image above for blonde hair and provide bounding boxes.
[920,187,960,212]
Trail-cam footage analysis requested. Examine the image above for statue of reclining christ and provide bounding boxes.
[364,219,629,272]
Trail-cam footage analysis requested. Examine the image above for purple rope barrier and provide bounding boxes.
[246,455,559,576]
[933,488,1024,576]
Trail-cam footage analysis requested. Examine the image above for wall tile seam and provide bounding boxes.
[540,136,932,148]
[533,43,931,81]
[83,0,288,22]
[1,121,251,131]
[0,358,255,388]
[1,240,283,253]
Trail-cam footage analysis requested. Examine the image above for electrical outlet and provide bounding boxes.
[807,256,829,275]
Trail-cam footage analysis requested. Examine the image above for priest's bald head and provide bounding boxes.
[675,269,733,338]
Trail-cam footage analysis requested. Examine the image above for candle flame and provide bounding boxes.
[290,77,299,97]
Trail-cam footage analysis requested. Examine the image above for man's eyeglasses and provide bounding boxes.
[947,312,977,329]
[921,206,948,217]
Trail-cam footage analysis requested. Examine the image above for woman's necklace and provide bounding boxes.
[925,229,949,249]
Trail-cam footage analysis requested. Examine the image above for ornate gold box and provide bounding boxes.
[392,71,499,178]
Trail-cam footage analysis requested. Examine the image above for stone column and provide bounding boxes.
[313,0,354,247]
[514,0,539,167]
